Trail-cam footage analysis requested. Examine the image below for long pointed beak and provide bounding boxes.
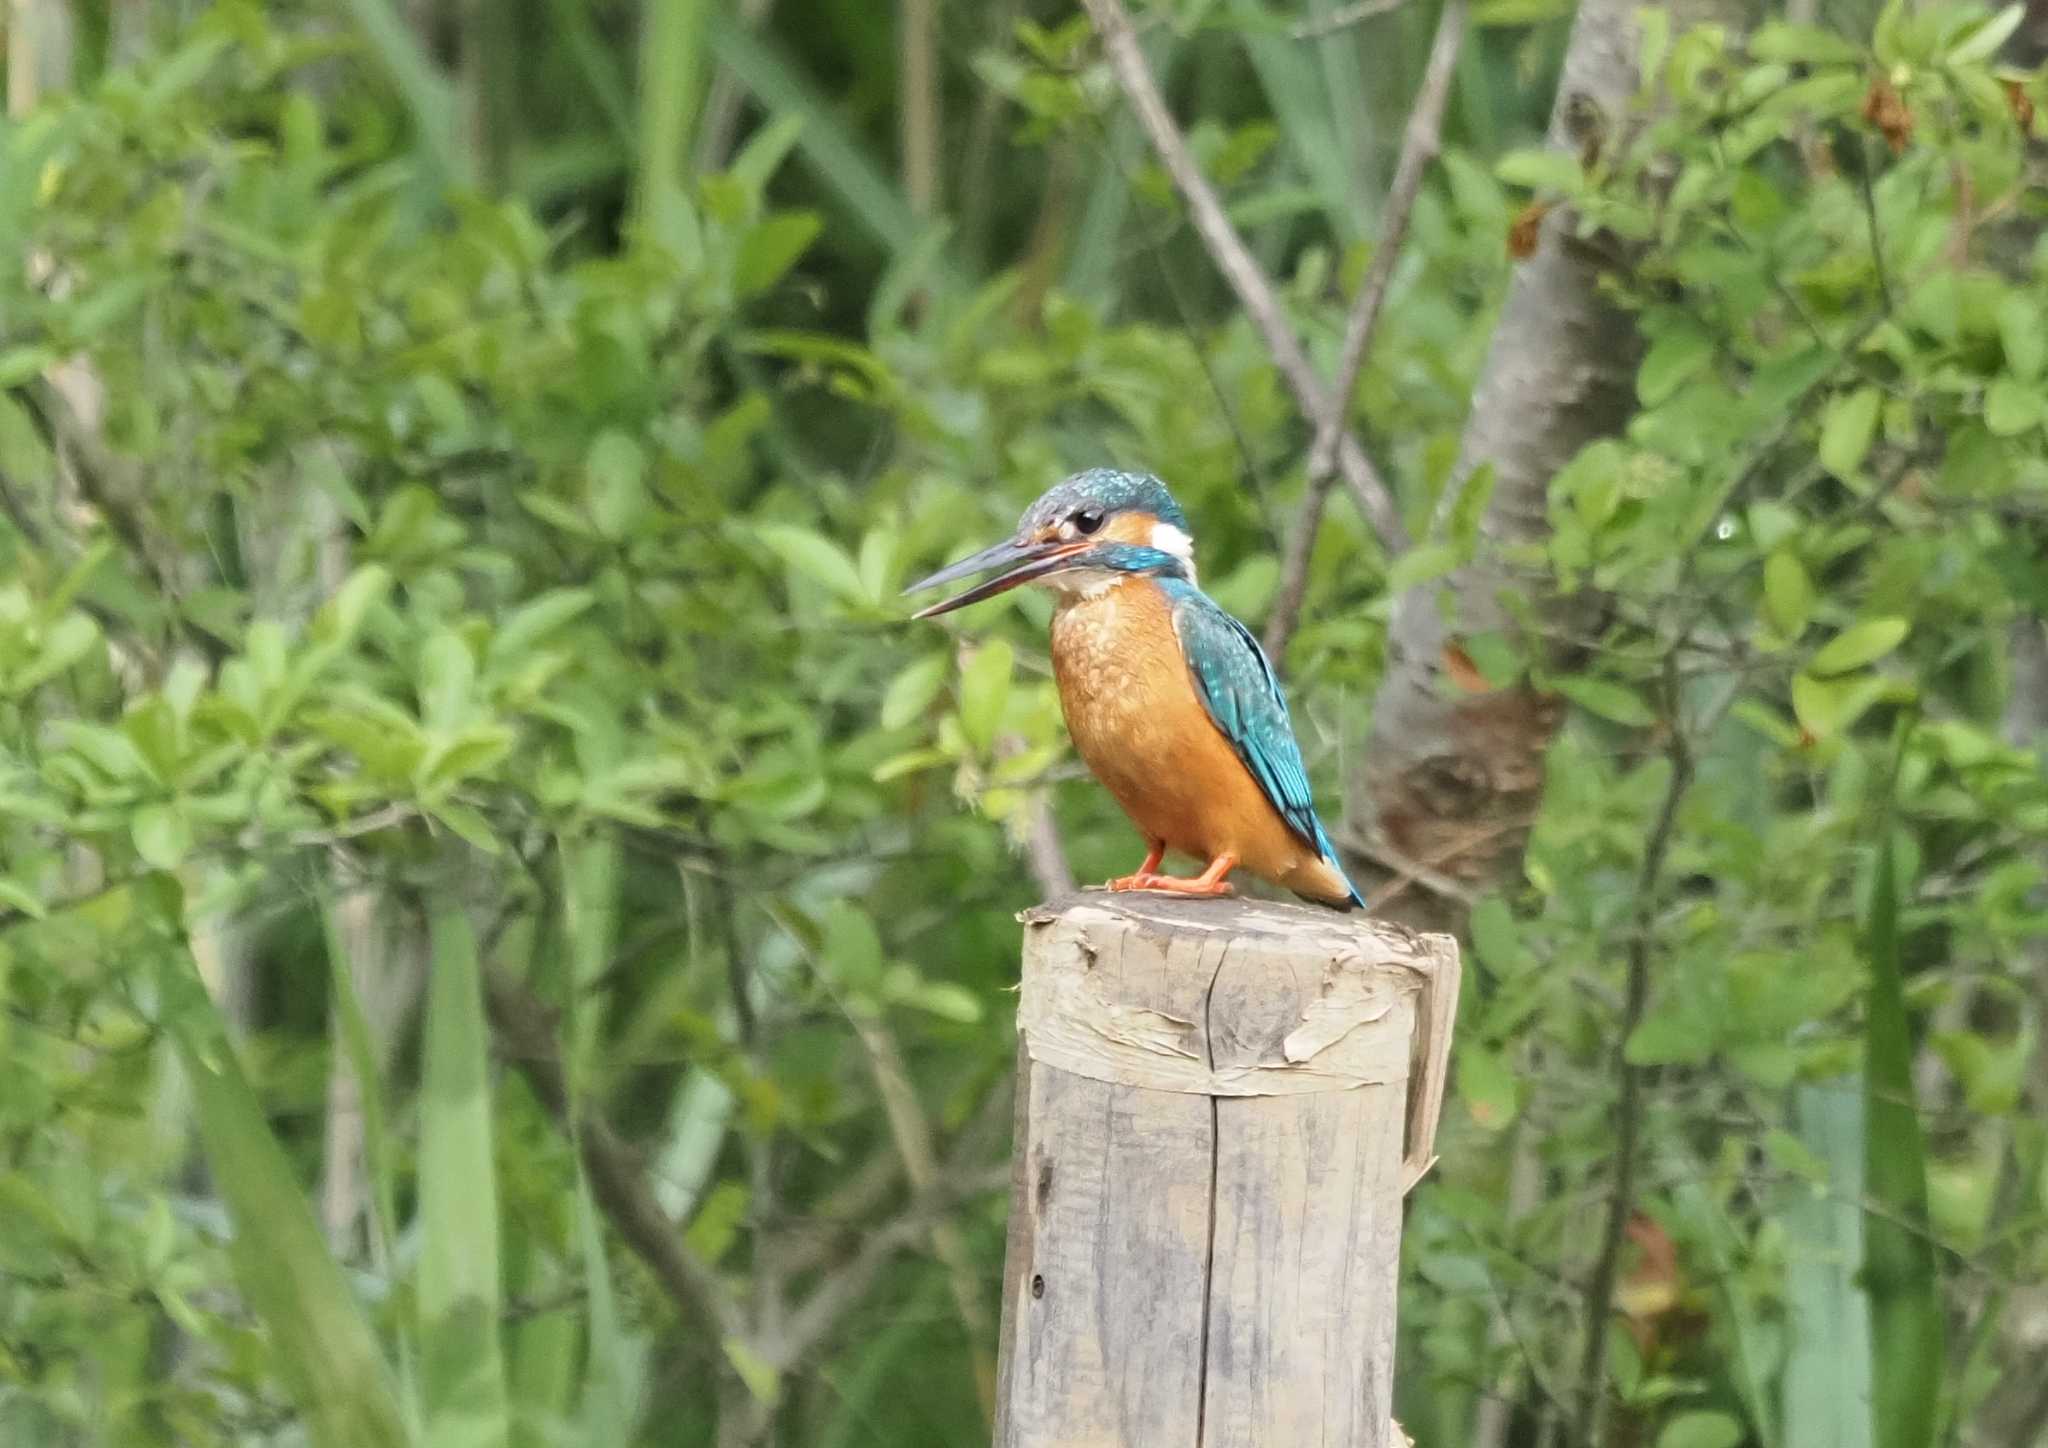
[903,535,1091,619]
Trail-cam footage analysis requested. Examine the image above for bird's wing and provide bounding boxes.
[1166,583,1327,856]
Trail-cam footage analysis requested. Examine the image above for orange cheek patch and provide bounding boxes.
[1103,511,1156,547]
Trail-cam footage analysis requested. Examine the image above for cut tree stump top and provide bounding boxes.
[1015,891,1459,1189]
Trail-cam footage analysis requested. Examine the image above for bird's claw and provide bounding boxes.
[1105,872,1236,898]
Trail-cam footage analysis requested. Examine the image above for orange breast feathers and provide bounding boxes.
[1048,578,1350,901]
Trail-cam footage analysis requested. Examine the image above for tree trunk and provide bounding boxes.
[1358,0,1735,935]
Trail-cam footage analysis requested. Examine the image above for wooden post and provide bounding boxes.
[994,893,1460,1448]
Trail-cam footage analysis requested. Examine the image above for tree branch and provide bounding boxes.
[483,970,747,1343]
[1310,0,1467,483]
[1266,0,1468,658]
[1571,661,1695,1447]
[1358,0,1686,937]
[1080,0,1409,554]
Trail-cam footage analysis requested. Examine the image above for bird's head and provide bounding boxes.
[904,469,1196,619]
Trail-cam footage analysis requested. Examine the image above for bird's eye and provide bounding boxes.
[1073,508,1106,536]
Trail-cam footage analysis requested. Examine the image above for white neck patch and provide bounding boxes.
[1151,521,1197,584]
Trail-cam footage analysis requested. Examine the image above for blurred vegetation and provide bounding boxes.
[0,1,2044,1447]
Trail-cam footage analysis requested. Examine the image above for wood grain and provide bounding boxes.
[995,893,1459,1447]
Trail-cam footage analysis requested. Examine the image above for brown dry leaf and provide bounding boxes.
[1862,76,1914,154]
[1507,200,1552,260]
[1617,1213,1684,1355]
[1441,640,1492,693]
[2004,78,2036,134]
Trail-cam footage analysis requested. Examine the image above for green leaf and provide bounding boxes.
[1998,293,2045,380]
[1945,3,2023,64]
[895,978,984,1024]
[1626,1008,1715,1065]
[167,963,410,1448]
[756,523,869,604]
[708,16,944,269]
[1983,377,2043,436]
[721,1338,781,1408]
[56,721,155,781]
[880,654,947,730]
[1469,896,1535,978]
[1791,672,1887,738]
[1820,386,1882,479]
[1554,675,1654,726]
[586,431,650,541]
[1667,1179,1781,1447]
[1385,542,1461,595]
[1748,21,1864,64]
[735,212,822,296]
[419,725,517,791]
[1764,552,1815,639]
[573,1169,634,1442]
[427,801,501,854]
[342,0,467,186]
[312,564,393,648]
[0,346,57,387]
[1455,1043,1520,1130]
[418,901,511,1448]
[14,611,101,694]
[872,747,949,782]
[1658,1410,1744,1448]
[1862,761,1942,1448]
[1494,148,1583,194]
[729,112,807,194]
[1810,618,1909,675]
[1639,327,1714,406]
[683,1181,750,1264]
[1783,1082,1873,1448]
[131,802,192,869]
[418,631,476,733]
[558,831,621,1079]
[822,901,885,988]
[0,876,48,919]
[317,889,414,1410]
[957,640,1013,752]
[489,588,596,665]
[1472,0,1574,23]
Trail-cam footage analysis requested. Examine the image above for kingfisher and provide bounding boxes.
[905,469,1366,911]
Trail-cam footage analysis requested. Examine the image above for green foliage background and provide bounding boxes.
[0,1,2044,1446]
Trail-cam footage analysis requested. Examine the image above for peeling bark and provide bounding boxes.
[1359,0,1728,934]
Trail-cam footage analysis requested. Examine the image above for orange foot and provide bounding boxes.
[1110,852,1238,898]
[1106,842,1166,893]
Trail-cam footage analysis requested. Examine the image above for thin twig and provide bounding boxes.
[776,1162,1010,1361]
[998,733,1075,898]
[1267,0,1468,659]
[1857,146,1895,313]
[899,0,940,217]
[1081,0,1409,553]
[1264,476,1339,659]
[1570,659,1696,1448]
[1021,790,1076,897]
[1310,0,1467,483]
[1293,0,1418,38]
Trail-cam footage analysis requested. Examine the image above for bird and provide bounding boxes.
[905,468,1366,911]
